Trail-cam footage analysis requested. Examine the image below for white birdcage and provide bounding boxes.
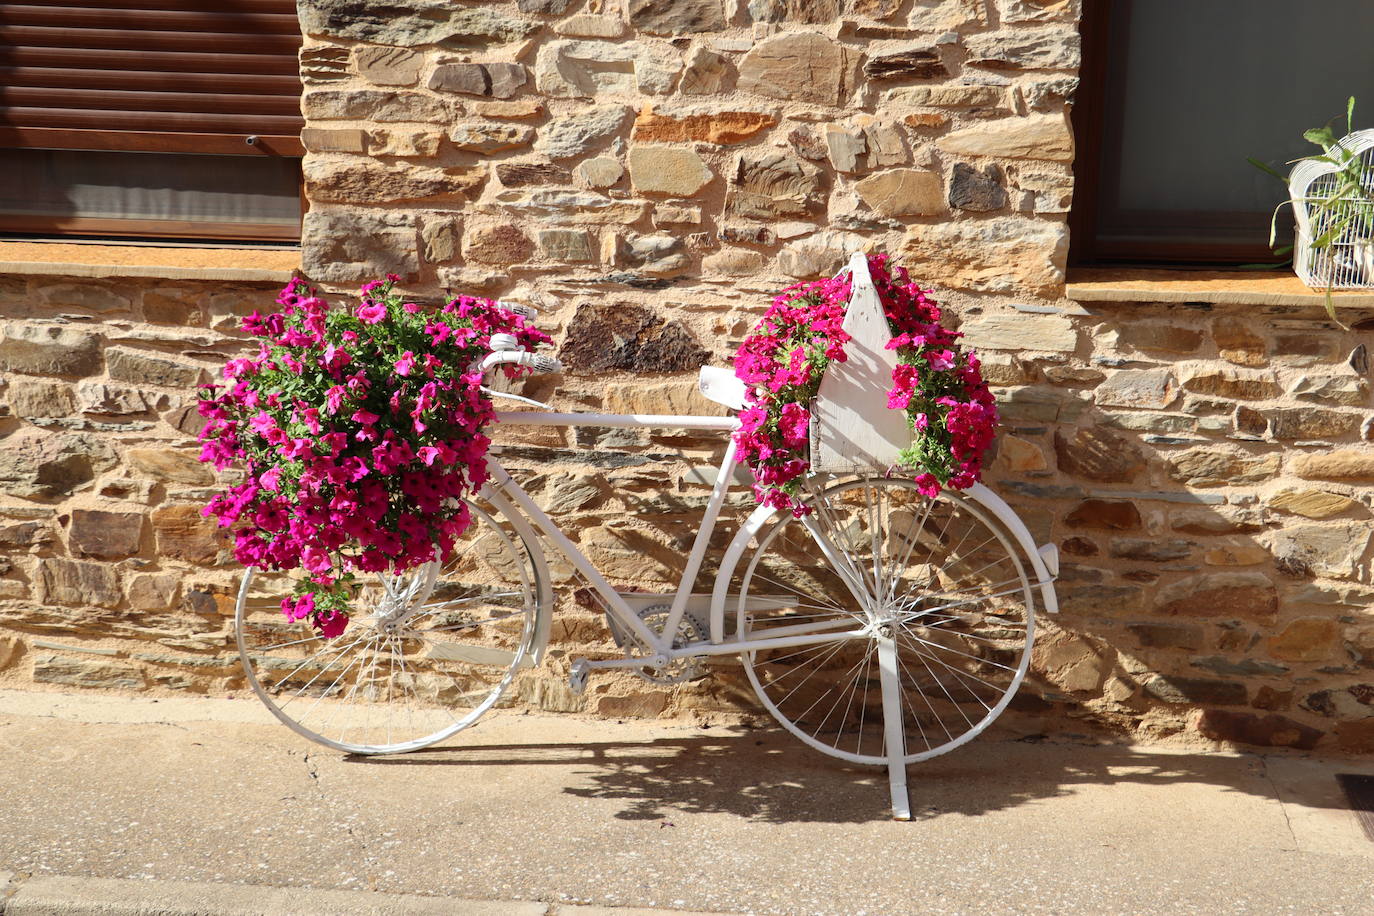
[1290,128,1374,289]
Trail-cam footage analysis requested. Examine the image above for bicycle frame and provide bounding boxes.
[486,409,876,667]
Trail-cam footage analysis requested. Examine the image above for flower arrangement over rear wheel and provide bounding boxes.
[197,276,548,638]
[733,252,998,516]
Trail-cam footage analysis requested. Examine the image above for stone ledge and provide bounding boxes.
[0,241,299,284]
[1067,268,1374,308]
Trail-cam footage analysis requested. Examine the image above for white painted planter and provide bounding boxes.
[1290,128,1374,289]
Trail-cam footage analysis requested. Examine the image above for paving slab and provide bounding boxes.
[0,689,1371,915]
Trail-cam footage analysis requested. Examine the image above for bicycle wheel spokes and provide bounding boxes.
[739,476,1035,765]
[236,496,540,755]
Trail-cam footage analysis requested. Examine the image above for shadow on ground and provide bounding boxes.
[345,725,1370,826]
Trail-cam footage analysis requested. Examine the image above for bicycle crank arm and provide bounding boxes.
[568,654,670,694]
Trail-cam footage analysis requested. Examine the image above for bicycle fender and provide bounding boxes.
[707,503,779,644]
[965,482,1059,614]
[480,485,556,664]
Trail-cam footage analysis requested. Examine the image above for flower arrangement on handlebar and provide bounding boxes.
[733,253,998,517]
[197,276,549,638]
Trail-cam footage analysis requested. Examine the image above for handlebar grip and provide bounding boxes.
[498,301,539,320]
[527,353,562,374]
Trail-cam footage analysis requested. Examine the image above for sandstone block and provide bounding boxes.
[938,113,1074,161]
[354,46,422,86]
[36,283,131,313]
[127,572,179,611]
[725,151,827,219]
[69,508,144,559]
[1155,572,1278,621]
[628,0,725,34]
[777,231,867,279]
[367,129,442,157]
[151,504,226,564]
[1094,369,1177,409]
[302,89,448,122]
[536,106,633,159]
[0,430,116,499]
[1294,449,1374,481]
[299,45,349,83]
[301,128,368,154]
[106,348,201,388]
[1064,499,1141,530]
[738,32,857,106]
[139,287,202,326]
[964,26,1081,70]
[7,378,76,418]
[1269,407,1360,440]
[864,44,949,80]
[463,223,534,265]
[538,229,595,262]
[448,124,535,153]
[0,324,101,376]
[598,691,671,717]
[654,205,701,227]
[748,0,841,21]
[887,84,1009,109]
[1179,366,1279,400]
[557,13,625,38]
[1053,427,1145,482]
[621,234,690,277]
[302,209,419,284]
[863,123,909,168]
[855,169,945,217]
[908,0,987,30]
[628,146,714,197]
[1168,448,1279,487]
[824,126,866,173]
[575,157,625,189]
[1144,675,1247,706]
[1126,622,1203,651]
[634,109,777,146]
[1289,374,1368,406]
[127,448,213,485]
[1267,488,1360,519]
[1196,709,1322,750]
[1109,538,1193,562]
[486,189,650,225]
[38,557,121,608]
[901,218,1068,297]
[299,1,538,47]
[680,46,729,95]
[33,655,143,690]
[1118,323,1204,354]
[77,381,162,416]
[960,314,1076,352]
[495,162,569,189]
[1203,543,1269,566]
[1212,317,1266,367]
[472,99,544,119]
[1267,616,1340,662]
[994,435,1047,472]
[534,40,680,98]
[1267,523,1371,579]
[701,247,768,277]
[561,303,708,373]
[429,62,527,99]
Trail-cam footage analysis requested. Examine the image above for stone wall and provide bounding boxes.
[1,0,1371,755]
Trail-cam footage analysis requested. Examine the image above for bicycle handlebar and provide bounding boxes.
[480,349,563,375]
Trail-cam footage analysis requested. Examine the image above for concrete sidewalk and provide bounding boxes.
[0,689,1371,916]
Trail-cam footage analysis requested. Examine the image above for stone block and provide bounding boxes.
[534,40,680,98]
[1269,407,1361,440]
[777,230,867,279]
[1203,543,1269,566]
[561,303,709,373]
[575,157,624,189]
[1195,709,1323,750]
[1144,675,1247,706]
[538,229,595,262]
[1109,538,1193,562]
[964,26,1081,70]
[485,189,650,225]
[1212,317,1266,367]
[1117,323,1204,354]
[309,157,488,205]
[948,162,1007,211]
[1179,367,1278,400]
[1267,523,1371,579]
[597,690,671,717]
[472,99,544,119]
[938,113,1074,161]
[495,163,571,188]
[36,282,131,313]
[0,325,102,376]
[69,508,144,559]
[725,152,827,219]
[301,209,419,284]
[33,655,143,690]
[1094,369,1177,409]
[1167,448,1279,487]
[994,435,1047,472]
[556,13,625,38]
[127,572,179,611]
[1126,622,1203,651]
[680,46,729,95]
[536,106,633,160]
[299,45,349,83]
[1051,426,1144,484]
[855,169,945,217]
[302,89,448,123]
[628,0,725,33]
[139,287,203,326]
[448,124,535,154]
[701,247,768,277]
[127,448,213,485]
[463,223,534,265]
[887,85,1009,109]
[908,0,987,31]
[1266,616,1340,662]
[1289,374,1368,406]
[864,45,949,80]
[299,1,538,47]
[628,146,714,197]
[77,382,161,416]
[1266,488,1361,519]
[1155,572,1278,621]
[738,32,858,105]
[901,218,1068,298]
[1064,499,1141,530]
[151,504,227,564]
[748,0,841,21]
[367,129,442,157]
[38,557,121,608]
[354,46,423,86]
[0,430,116,499]
[1294,449,1374,481]
[634,109,777,146]
[430,62,527,99]
[7,378,77,418]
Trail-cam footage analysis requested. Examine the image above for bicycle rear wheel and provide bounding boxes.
[235,494,544,754]
[737,475,1035,765]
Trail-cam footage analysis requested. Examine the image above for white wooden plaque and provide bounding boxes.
[810,251,913,473]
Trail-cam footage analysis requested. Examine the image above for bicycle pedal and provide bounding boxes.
[568,658,590,695]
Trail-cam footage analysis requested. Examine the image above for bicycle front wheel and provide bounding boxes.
[235,493,543,754]
[737,476,1036,766]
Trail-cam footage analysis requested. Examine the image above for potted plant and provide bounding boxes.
[197,276,549,637]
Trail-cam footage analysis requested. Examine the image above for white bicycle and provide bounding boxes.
[234,255,1059,819]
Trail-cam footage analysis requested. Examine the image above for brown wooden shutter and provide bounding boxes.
[0,0,305,157]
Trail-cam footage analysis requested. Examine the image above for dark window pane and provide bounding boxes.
[0,147,300,239]
[1089,0,1374,261]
